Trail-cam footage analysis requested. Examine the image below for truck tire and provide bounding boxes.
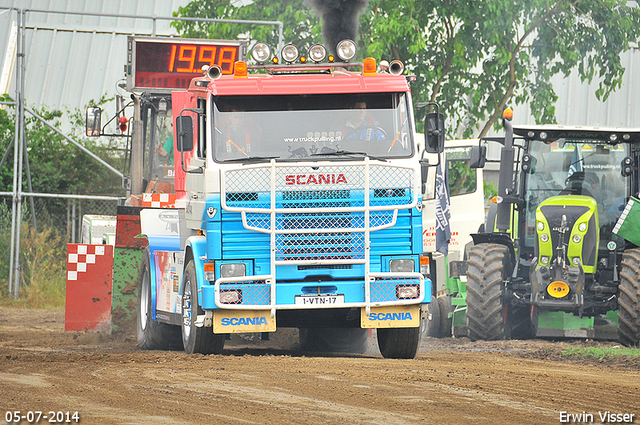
[438,295,453,337]
[377,327,420,359]
[181,260,225,355]
[299,328,368,353]
[137,248,182,350]
[422,299,441,338]
[466,243,509,341]
[618,248,640,346]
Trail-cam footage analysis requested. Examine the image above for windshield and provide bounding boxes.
[212,93,413,162]
[524,139,628,249]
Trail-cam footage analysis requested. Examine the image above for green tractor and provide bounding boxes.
[466,111,640,345]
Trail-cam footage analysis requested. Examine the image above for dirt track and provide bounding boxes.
[1,308,639,425]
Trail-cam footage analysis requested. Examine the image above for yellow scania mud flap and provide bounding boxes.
[213,310,276,334]
[361,305,420,328]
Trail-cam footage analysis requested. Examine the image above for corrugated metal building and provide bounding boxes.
[0,0,190,121]
[511,46,639,129]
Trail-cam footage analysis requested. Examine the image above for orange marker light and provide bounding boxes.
[363,57,377,75]
[327,55,335,63]
[300,56,307,63]
[502,108,513,121]
[234,61,248,78]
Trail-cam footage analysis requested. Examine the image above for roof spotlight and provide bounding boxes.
[308,44,327,63]
[336,39,357,62]
[251,42,272,64]
[281,44,299,63]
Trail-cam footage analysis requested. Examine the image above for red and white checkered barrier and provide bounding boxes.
[142,193,177,208]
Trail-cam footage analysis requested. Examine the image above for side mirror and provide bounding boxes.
[425,112,444,154]
[469,145,487,169]
[86,107,102,137]
[176,116,194,152]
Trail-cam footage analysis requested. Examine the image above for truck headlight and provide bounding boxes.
[390,259,415,273]
[336,39,357,62]
[221,263,246,278]
[204,262,215,281]
[396,285,419,299]
[251,42,272,64]
[220,289,242,304]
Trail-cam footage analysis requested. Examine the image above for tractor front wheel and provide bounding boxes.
[466,243,509,341]
[619,248,640,346]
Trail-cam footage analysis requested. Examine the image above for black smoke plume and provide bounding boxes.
[306,0,370,54]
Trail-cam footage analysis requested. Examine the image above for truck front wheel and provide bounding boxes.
[618,248,640,346]
[137,248,182,350]
[182,260,225,354]
[377,327,420,359]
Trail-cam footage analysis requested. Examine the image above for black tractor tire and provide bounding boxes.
[137,248,183,350]
[466,243,510,341]
[421,298,442,338]
[299,327,369,353]
[377,327,420,359]
[618,248,640,346]
[507,304,537,340]
[438,295,453,337]
[181,260,225,355]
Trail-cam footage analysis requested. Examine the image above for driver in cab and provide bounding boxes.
[339,100,386,141]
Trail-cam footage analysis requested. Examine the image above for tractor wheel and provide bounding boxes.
[181,260,225,355]
[618,248,640,346]
[438,295,453,337]
[466,243,509,341]
[507,304,537,340]
[377,327,420,359]
[299,328,368,353]
[137,248,182,350]
[421,298,441,338]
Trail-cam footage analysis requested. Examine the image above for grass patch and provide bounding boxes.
[0,225,66,310]
[562,346,640,360]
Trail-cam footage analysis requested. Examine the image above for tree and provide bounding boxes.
[172,0,640,137]
[0,94,126,228]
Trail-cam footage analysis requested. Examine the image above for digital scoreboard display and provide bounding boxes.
[127,37,247,91]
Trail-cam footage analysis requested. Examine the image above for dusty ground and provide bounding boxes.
[1,308,639,425]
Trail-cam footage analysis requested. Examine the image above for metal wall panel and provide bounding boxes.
[0,0,189,127]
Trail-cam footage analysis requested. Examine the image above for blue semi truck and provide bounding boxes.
[126,37,444,358]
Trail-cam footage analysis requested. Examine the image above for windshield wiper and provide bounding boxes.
[224,156,279,164]
[310,150,386,162]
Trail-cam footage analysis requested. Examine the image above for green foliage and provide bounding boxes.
[483,180,498,201]
[172,0,322,49]
[0,226,67,310]
[172,1,640,138]
[0,94,123,308]
[0,95,126,199]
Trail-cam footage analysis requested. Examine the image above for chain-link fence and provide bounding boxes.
[0,194,123,299]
